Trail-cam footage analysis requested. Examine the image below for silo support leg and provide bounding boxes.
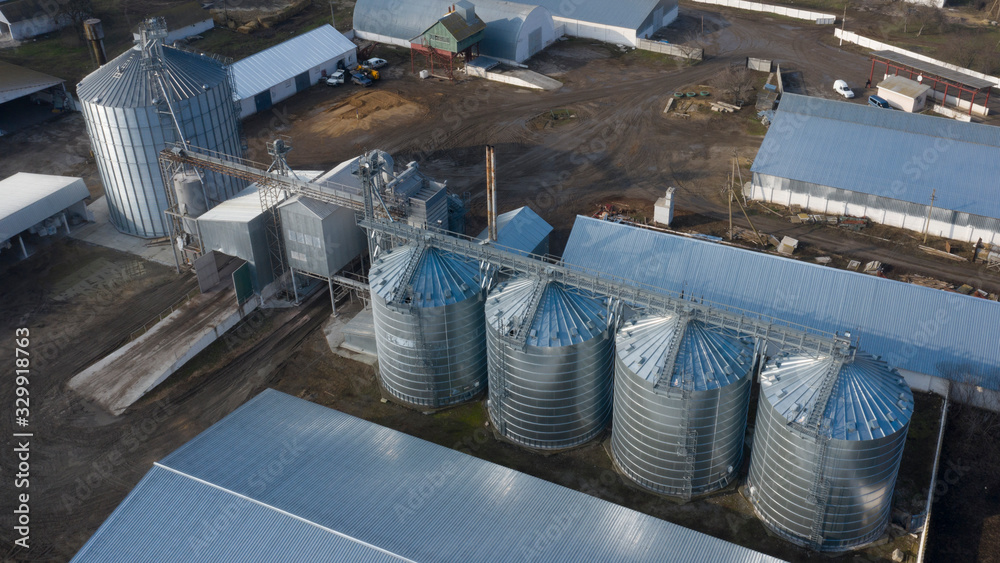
[329,279,337,317]
[19,236,28,259]
[62,212,70,235]
[291,270,300,304]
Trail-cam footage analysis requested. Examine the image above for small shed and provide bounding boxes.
[278,195,366,279]
[0,173,91,258]
[0,0,70,41]
[876,75,932,113]
[476,205,552,256]
[230,25,358,118]
[197,186,276,293]
[411,1,487,78]
[418,1,487,53]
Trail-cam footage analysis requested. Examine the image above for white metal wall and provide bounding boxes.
[750,173,1000,244]
[553,16,637,47]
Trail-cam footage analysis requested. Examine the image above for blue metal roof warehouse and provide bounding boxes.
[750,94,1000,244]
[562,216,1000,390]
[73,389,783,562]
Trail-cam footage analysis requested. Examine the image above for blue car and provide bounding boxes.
[868,95,892,109]
[351,72,373,87]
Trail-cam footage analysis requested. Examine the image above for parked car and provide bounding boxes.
[868,95,892,109]
[325,69,346,86]
[363,57,387,70]
[833,79,854,99]
[351,72,373,87]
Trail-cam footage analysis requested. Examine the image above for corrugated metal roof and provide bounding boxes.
[199,170,323,224]
[476,206,553,255]
[0,61,64,104]
[760,351,913,440]
[74,389,783,562]
[355,0,549,61]
[77,44,229,108]
[753,94,1000,219]
[370,245,482,307]
[198,185,268,223]
[871,50,994,90]
[561,216,1000,389]
[229,25,356,100]
[433,8,487,43]
[486,276,608,346]
[72,466,411,562]
[508,0,665,29]
[617,314,752,391]
[0,173,89,241]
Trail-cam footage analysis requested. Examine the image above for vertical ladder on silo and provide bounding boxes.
[510,278,546,347]
[653,314,689,390]
[805,352,844,550]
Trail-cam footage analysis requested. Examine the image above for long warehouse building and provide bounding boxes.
[230,24,357,118]
[749,94,1000,244]
[73,389,783,562]
[354,0,557,63]
[562,216,1000,408]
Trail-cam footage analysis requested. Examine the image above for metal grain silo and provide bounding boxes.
[485,276,614,450]
[746,349,914,552]
[611,311,756,500]
[77,18,243,238]
[370,244,488,408]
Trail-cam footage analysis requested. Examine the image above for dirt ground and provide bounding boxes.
[1,5,997,561]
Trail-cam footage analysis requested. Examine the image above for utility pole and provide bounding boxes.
[922,189,937,244]
[330,1,336,28]
[839,2,847,46]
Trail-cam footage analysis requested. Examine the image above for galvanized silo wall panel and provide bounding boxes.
[486,323,614,449]
[747,395,908,551]
[372,289,488,407]
[81,101,171,237]
[611,364,751,496]
[80,72,242,238]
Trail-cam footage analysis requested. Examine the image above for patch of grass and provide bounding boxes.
[744,116,768,136]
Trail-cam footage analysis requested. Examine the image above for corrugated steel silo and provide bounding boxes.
[746,350,914,551]
[370,244,488,408]
[77,19,243,238]
[611,311,756,500]
[485,276,614,450]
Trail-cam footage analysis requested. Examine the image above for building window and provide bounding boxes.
[290,250,306,262]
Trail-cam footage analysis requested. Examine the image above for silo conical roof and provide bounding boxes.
[760,352,913,439]
[616,314,752,391]
[371,246,481,308]
[487,277,608,346]
[77,46,229,108]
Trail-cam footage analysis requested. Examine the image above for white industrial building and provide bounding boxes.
[876,75,932,113]
[749,94,1000,244]
[354,0,557,64]
[230,25,358,118]
[509,0,677,46]
[0,0,70,41]
[0,173,92,258]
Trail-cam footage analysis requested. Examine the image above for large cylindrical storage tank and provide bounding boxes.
[77,30,244,238]
[747,350,914,552]
[485,276,614,450]
[370,245,488,408]
[611,312,755,499]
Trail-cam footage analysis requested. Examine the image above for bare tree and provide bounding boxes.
[711,65,755,104]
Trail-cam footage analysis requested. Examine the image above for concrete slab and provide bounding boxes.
[505,69,563,91]
[324,301,378,366]
[68,287,255,415]
[70,196,176,267]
